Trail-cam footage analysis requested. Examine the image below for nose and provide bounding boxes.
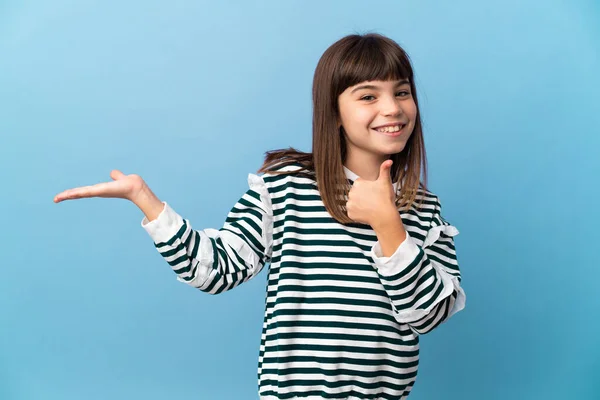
[380,95,403,117]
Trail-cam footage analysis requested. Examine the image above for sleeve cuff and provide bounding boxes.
[140,201,184,244]
[370,231,421,277]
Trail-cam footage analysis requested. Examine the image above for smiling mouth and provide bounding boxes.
[373,124,406,136]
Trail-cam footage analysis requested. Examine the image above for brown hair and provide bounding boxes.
[257,33,428,224]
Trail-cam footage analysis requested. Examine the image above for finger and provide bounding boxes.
[377,160,393,183]
[110,170,126,181]
[54,185,97,202]
[53,182,115,203]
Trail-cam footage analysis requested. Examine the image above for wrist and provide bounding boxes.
[371,206,403,233]
[371,209,407,258]
[133,184,164,222]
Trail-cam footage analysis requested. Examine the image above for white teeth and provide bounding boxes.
[375,124,403,133]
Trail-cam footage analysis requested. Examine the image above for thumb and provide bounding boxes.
[377,160,393,184]
[110,170,126,181]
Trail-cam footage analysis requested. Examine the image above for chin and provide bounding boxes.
[383,143,407,155]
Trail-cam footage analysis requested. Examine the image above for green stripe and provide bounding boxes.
[261,343,418,358]
[276,284,388,298]
[259,389,403,400]
[273,237,373,253]
[274,295,394,311]
[280,249,367,260]
[260,366,416,380]
[259,377,411,391]
[269,307,401,325]
[265,319,412,336]
[271,192,322,204]
[264,331,415,346]
[273,226,377,242]
[261,354,418,369]
[279,272,380,284]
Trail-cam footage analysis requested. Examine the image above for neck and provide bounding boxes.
[344,150,389,180]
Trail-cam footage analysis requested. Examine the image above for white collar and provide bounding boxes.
[343,166,400,191]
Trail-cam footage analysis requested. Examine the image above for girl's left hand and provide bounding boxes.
[346,160,398,227]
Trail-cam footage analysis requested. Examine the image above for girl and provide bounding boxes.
[54,33,465,400]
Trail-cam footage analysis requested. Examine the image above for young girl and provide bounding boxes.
[54,33,465,400]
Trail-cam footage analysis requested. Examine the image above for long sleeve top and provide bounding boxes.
[141,163,466,400]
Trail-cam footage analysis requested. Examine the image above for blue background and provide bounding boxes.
[1,0,599,399]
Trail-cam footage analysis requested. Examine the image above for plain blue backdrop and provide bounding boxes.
[1,0,599,399]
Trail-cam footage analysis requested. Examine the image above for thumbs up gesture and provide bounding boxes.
[346,160,398,227]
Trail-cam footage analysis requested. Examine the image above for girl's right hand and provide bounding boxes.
[54,170,165,222]
[53,170,146,204]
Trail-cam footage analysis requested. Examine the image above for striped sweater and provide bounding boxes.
[141,163,465,400]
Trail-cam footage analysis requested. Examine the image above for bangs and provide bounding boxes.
[335,35,413,94]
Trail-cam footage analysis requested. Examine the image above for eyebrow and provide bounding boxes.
[350,79,410,94]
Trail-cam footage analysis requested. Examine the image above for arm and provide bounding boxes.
[141,173,273,295]
[52,169,272,294]
[370,196,465,334]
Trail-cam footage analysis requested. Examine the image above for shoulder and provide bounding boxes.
[247,162,315,200]
[260,161,316,186]
[405,187,446,226]
[413,188,458,232]
[412,187,441,211]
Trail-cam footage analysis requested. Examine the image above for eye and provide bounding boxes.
[396,91,411,97]
[360,95,375,101]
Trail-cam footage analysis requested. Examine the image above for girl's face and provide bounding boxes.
[337,79,417,164]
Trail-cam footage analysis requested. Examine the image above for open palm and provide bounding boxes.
[53,170,145,203]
